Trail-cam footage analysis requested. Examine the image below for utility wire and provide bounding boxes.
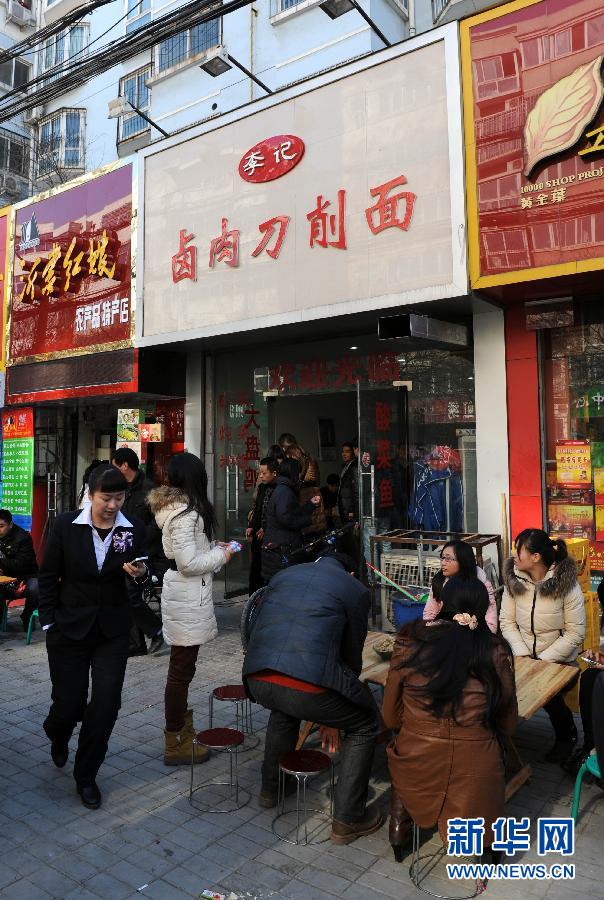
[0,0,252,121]
[0,0,119,64]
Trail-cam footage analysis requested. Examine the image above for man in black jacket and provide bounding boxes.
[0,509,39,632]
[111,448,164,653]
[243,554,382,844]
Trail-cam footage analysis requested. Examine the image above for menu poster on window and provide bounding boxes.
[589,543,604,591]
[1,408,34,531]
[555,440,591,487]
[548,502,594,541]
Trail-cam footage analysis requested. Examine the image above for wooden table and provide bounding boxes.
[0,576,17,584]
[297,632,579,802]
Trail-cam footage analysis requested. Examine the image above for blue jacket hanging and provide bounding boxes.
[410,462,463,532]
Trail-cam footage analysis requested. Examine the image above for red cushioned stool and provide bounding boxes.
[189,727,249,813]
[209,684,259,751]
[272,749,334,846]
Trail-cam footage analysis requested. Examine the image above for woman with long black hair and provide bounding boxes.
[383,576,518,861]
[39,464,149,810]
[148,452,233,766]
[500,528,585,763]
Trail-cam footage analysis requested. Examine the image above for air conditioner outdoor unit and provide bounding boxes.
[0,175,22,197]
[24,105,44,124]
[6,0,35,27]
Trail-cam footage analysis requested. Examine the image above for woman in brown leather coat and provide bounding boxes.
[383,576,518,862]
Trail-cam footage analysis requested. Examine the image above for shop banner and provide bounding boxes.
[141,31,467,343]
[0,206,10,373]
[463,0,604,288]
[555,440,591,486]
[9,165,133,364]
[1,408,34,530]
[548,502,594,540]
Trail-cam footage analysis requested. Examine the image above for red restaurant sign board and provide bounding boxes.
[462,0,604,287]
[8,164,133,364]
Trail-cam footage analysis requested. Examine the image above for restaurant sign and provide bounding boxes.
[462,0,604,288]
[140,31,466,343]
[8,164,133,365]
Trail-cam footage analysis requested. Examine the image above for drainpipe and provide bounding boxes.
[408,0,416,36]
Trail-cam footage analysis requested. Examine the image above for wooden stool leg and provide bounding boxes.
[296,721,315,750]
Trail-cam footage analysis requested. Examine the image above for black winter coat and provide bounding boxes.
[243,556,373,709]
[122,470,168,580]
[0,523,38,579]
[338,459,359,522]
[262,475,314,552]
[38,511,147,640]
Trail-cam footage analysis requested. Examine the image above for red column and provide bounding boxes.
[505,303,543,539]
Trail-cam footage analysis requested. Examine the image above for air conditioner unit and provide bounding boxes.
[0,174,22,198]
[6,0,35,27]
[24,105,44,124]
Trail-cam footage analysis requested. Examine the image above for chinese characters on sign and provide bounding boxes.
[19,229,119,303]
[170,174,417,282]
[1,408,34,531]
[75,297,129,333]
[555,440,591,486]
[238,135,306,184]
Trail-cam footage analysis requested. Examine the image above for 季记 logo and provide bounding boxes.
[239,135,305,183]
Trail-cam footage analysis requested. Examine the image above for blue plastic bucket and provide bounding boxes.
[393,598,426,629]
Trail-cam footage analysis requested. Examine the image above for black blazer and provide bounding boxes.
[38,511,147,640]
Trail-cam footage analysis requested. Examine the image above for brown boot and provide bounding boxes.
[389,789,412,862]
[164,727,210,766]
[331,811,384,845]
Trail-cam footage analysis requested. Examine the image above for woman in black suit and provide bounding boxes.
[39,464,148,810]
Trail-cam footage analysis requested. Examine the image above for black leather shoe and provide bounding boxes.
[50,741,69,768]
[149,632,165,655]
[77,782,101,810]
[544,725,578,764]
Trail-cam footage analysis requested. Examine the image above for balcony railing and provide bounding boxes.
[431,0,451,22]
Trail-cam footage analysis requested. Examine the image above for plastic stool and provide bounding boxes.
[410,824,486,899]
[272,749,334,846]
[209,684,259,750]
[26,609,39,645]
[571,753,602,822]
[189,727,249,813]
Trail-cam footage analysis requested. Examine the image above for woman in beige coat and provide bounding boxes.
[500,528,585,763]
[148,452,233,766]
[383,576,517,862]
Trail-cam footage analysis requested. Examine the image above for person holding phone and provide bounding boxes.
[148,452,233,766]
[564,650,604,777]
[39,464,149,811]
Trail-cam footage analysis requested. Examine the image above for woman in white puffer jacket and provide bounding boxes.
[500,528,585,765]
[148,452,233,766]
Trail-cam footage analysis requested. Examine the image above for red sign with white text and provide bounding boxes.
[238,135,305,183]
[9,165,133,364]
[2,407,33,439]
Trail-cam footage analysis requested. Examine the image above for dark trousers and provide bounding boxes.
[579,666,601,748]
[543,669,580,740]
[0,577,38,629]
[249,537,264,595]
[593,672,604,778]
[165,645,199,731]
[44,622,129,786]
[248,678,379,823]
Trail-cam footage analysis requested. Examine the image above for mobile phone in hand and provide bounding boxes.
[579,655,601,666]
[132,556,148,563]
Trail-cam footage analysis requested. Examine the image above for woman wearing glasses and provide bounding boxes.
[423,540,498,633]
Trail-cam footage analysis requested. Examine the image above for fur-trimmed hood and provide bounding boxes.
[502,555,578,600]
[147,485,188,529]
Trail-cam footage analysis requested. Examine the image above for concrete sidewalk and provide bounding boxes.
[1,599,602,900]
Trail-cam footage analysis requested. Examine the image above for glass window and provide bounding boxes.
[42,25,88,78]
[37,110,84,176]
[157,21,220,73]
[553,28,571,57]
[118,66,151,141]
[586,13,604,48]
[0,58,31,90]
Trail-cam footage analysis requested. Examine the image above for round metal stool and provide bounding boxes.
[209,684,259,751]
[272,749,334,846]
[409,825,486,899]
[189,727,249,813]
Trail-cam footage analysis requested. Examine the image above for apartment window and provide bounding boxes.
[520,35,550,68]
[42,25,88,80]
[126,0,151,34]
[0,58,31,92]
[586,12,604,48]
[474,52,519,100]
[118,66,151,141]
[156,20,220,73]
[0,130,30,178]
[38,109,85,176]
[482,228,529,270]
[531,222,559,251]
[478,173,520,211]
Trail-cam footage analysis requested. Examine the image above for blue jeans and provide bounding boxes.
[248,678,378,823]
